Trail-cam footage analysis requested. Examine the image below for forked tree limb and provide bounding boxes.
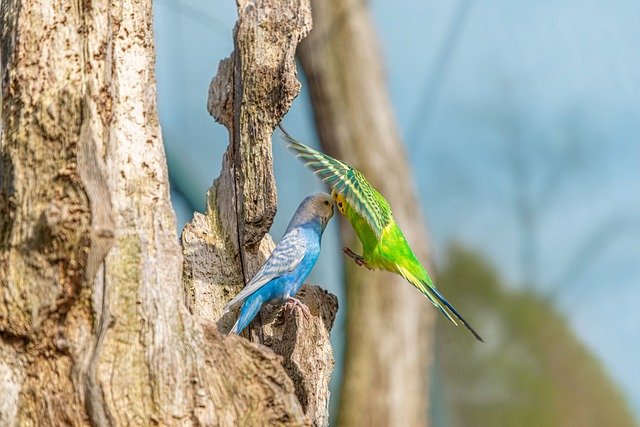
[183,0,338,425]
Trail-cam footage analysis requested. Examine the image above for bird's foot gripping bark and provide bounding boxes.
[343,247,373,270]
[285,297,311,317]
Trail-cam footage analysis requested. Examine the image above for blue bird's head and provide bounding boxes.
[287,193,334,233]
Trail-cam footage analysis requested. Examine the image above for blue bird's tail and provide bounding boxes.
[230,293,265,334]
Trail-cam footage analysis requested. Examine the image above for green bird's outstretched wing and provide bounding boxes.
[279,127,392,239]
[280,126,484,342]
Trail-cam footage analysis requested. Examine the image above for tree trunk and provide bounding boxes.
[298,1,436,426]
[0,0,335,425]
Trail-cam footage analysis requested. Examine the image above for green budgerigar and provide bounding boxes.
[280,127,483,342]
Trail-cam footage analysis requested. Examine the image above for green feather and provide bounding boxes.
[280,127,484,342]
[281,129,392,239]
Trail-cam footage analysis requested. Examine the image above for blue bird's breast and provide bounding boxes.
[263,226,321,305]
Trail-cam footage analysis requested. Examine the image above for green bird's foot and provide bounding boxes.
[285,297,311,317]
[343,247,373,270]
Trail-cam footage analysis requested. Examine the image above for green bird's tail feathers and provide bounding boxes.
[395,263,484,342]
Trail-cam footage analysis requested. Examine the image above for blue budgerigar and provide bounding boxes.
[224,193,335,334]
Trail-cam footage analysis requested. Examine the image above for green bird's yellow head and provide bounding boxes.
[331,188,347,217]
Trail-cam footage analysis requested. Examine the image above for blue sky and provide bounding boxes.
[155,0,640,419]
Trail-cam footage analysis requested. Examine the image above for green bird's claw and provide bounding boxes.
[343,247,373,270]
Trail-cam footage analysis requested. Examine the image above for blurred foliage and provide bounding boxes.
[432,246,636,427]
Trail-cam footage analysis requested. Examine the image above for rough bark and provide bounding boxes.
[298,1,436,426]
[0,0,335,425]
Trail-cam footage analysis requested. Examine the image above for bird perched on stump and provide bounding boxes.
[280,127,484,342]
[224,193,335,334]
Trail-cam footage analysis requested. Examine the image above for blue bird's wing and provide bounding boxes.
[223,227,308,312]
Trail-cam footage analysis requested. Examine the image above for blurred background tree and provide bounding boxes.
[154,0,640,425]
[433,246,636,427]
[297,0,436,425]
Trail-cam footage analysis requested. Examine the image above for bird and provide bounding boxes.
[280,127,484,342]
[224,192,335,334]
